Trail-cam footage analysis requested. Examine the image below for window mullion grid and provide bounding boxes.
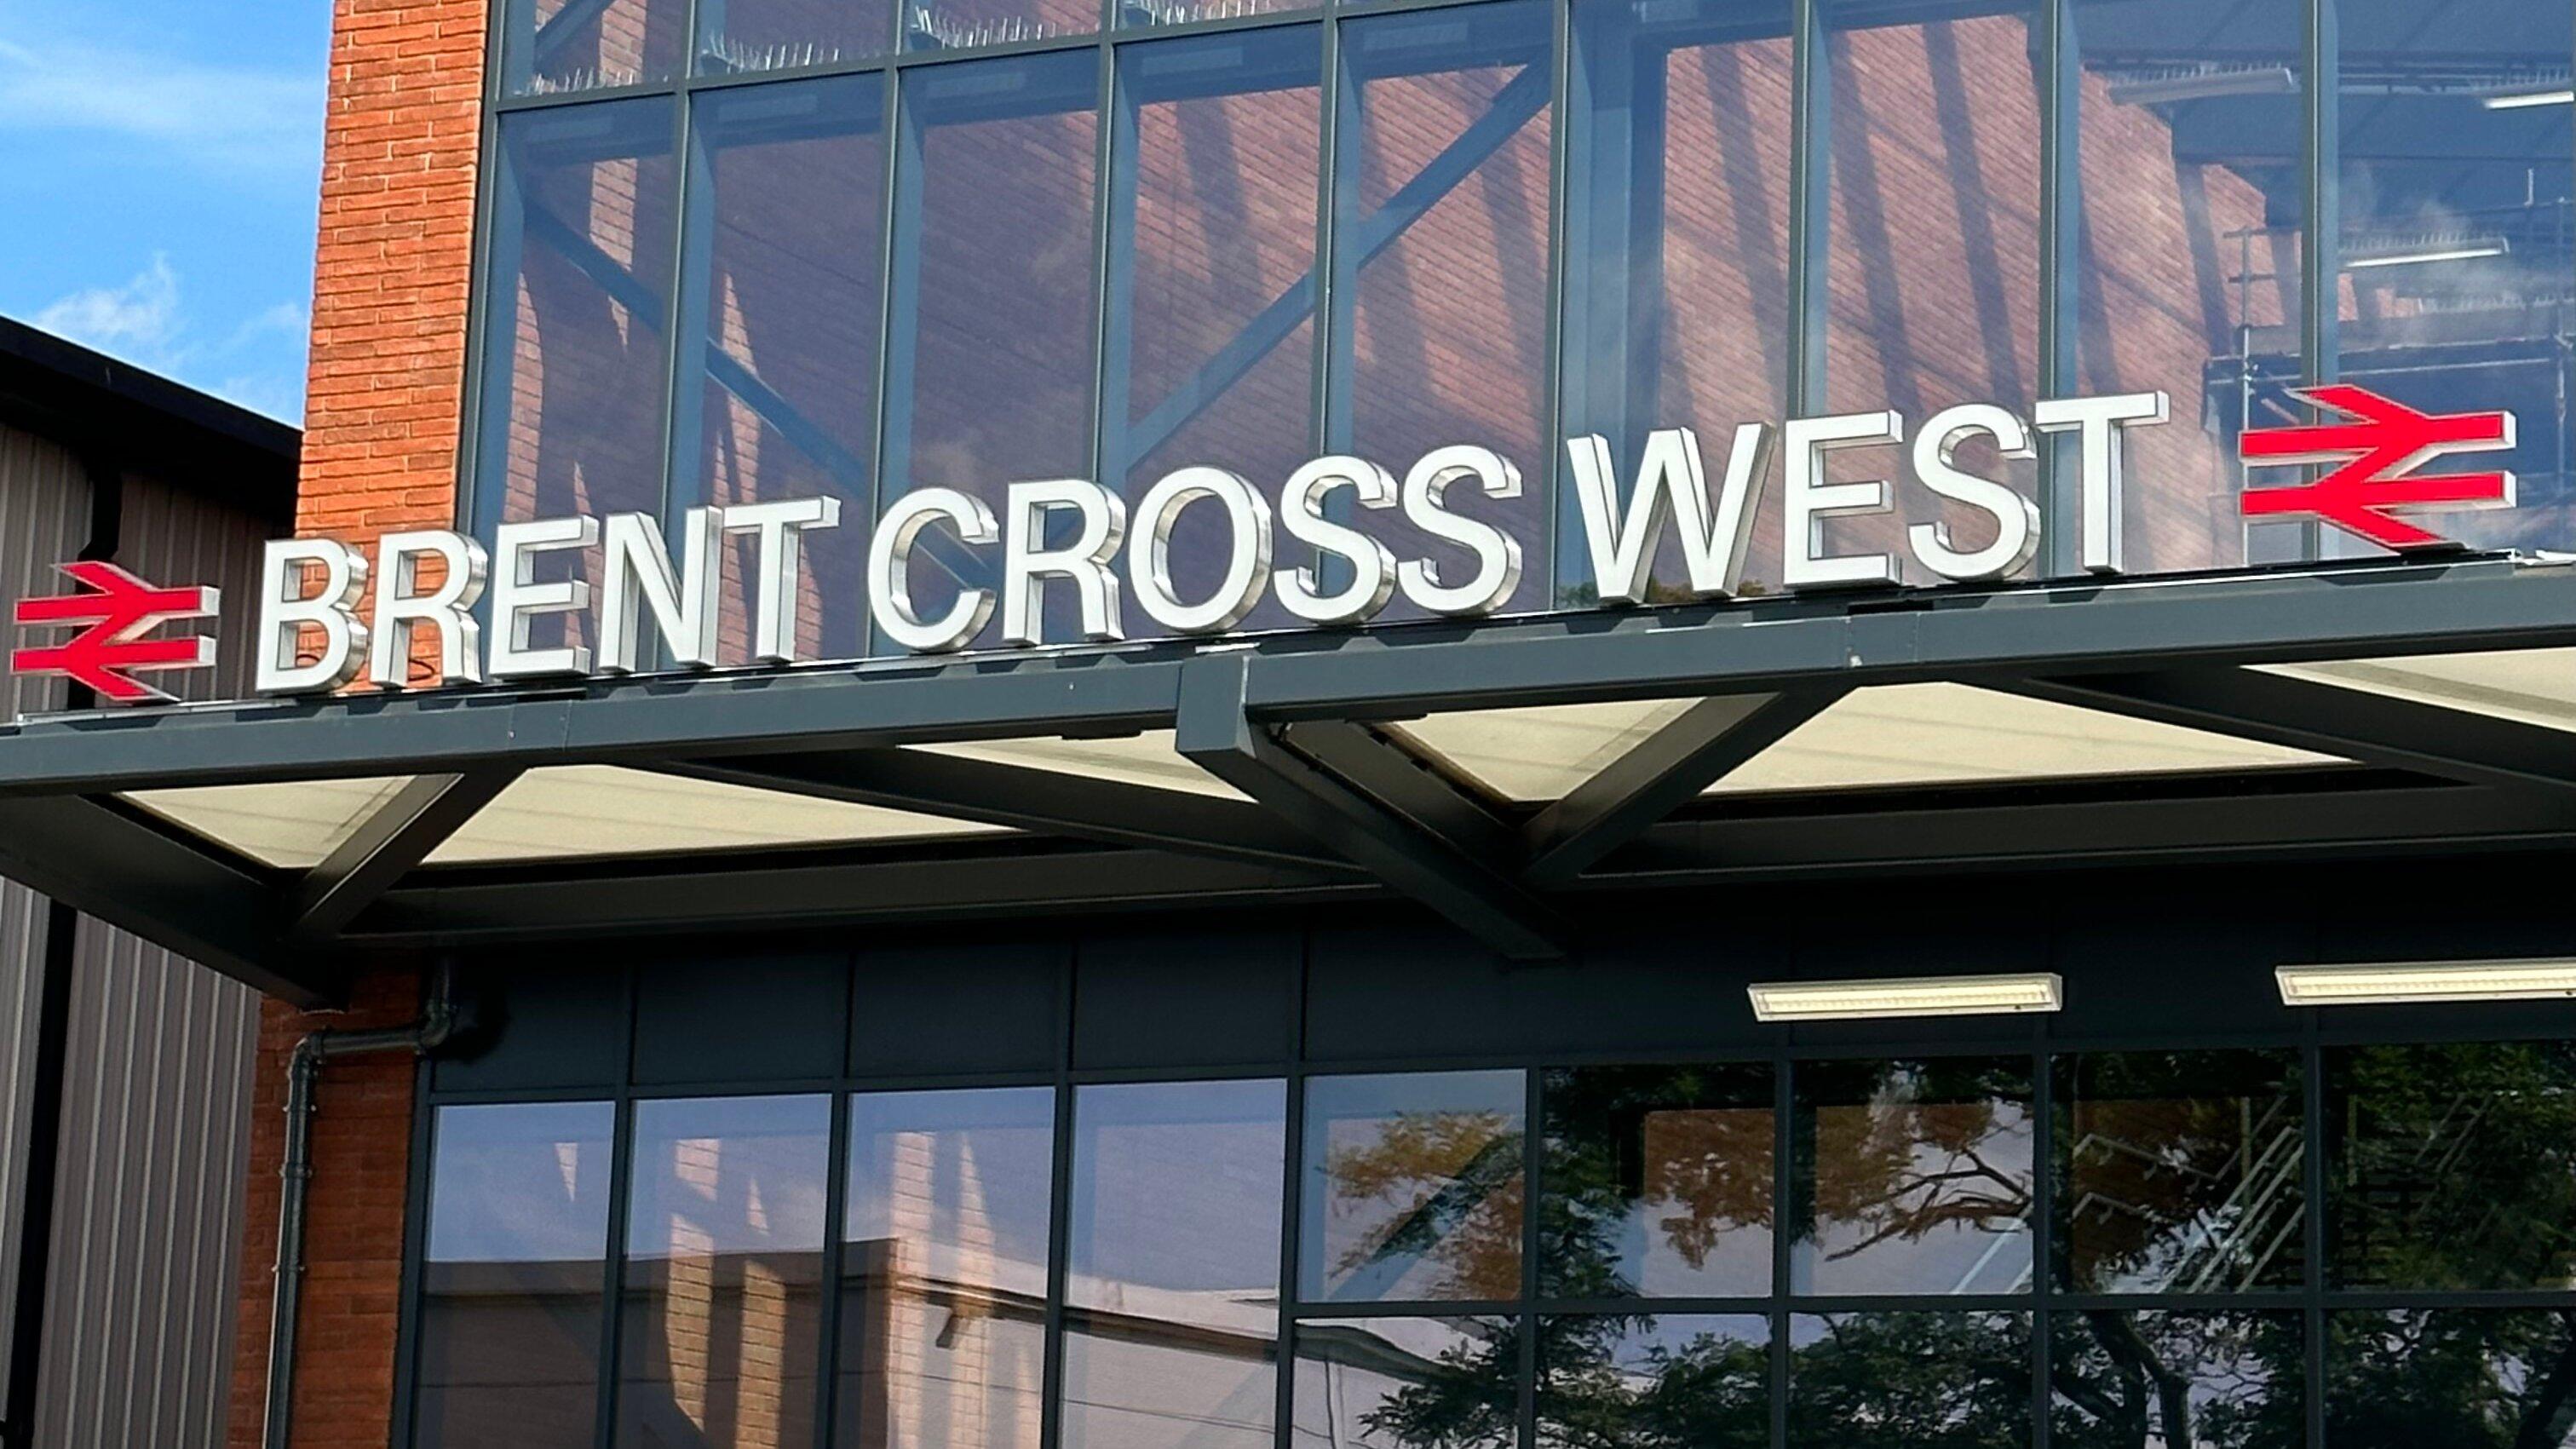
[810,1026,855,1446]
[1090,37,1133,525]
[658,89,716,670]
[1305,10,1343,469]
[2297,0,2340,562]
[591,1092,639,1449]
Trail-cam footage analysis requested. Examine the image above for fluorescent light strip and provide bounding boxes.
[2277,959,2576,1006]
[2345,245,2506,270]
[1747,973,2062,1022]
[2486,89,2576,110]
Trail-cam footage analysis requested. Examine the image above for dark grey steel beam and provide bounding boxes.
[1,558,2572,796]
[0,795,323,1004]
[657,749,1358,871]
[1521,687,1844,886]
[1176,657,1570,962]
[2004,666,2576,800]
[349,846,1370,944]
[336,773,2576,947]
[292,770,520,941]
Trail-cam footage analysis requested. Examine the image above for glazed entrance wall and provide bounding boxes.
[396,855,2576,1448]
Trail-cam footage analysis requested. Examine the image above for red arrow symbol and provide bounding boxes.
[10,561,221,704]
[2240,383,2516,550]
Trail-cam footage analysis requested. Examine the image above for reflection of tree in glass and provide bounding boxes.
[1534,1318,1768,1449]
[2335,1044,2576,1291]
[2064,1053,2303,1295]
[2326,1309,2576,1449]
[1803,1061,2031,1277]
[1541,1067,1772,1299]
[2050,1312,2301,1449]
[1325,1110,1524,1299]
[1785,1314,2029,1449]
[1348,1320,1521,1449]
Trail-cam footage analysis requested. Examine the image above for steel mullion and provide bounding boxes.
[1534,0,1573,621]
[2036,0,2082,578]
[811,960,859,1445]
[2303,1026,2326,1449]
[388,1056,440,1449]
[592,1090,639,1449]
[1271,940,1310,1449]
[2297,0,2340,563]
[2030,1033,2053,1449]
[1517,1065,1542,1449]
[1038,961,1078,1449]
[1769,1049,1791,1449]
[1783,0,1828,416]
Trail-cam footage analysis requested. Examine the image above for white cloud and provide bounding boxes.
[32,259,308,423]
[0,32,322,178]
[35,255,182,356]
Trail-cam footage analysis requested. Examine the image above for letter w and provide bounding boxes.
[1566,424,1774,605]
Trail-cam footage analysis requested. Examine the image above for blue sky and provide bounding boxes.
[0,0,332,423]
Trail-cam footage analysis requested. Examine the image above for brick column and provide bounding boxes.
[228,0,487,1442]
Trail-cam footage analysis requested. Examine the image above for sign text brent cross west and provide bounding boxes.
[3,385,2524,704]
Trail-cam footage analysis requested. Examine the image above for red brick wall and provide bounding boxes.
[230,0,487,1440]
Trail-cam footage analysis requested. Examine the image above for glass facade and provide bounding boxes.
[470,0,2576,660]
[405,963,2576,1446]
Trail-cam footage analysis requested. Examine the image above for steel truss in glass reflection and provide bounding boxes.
[396,1024,2576,1449]
[463,0,2576,653]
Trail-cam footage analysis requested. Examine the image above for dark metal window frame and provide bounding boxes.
[387,944,2576,1449]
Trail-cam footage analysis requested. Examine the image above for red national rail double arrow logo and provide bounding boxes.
[2240,384,2517,550]
[10,561,221,704]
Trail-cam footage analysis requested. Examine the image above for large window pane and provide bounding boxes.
[475,98,680,667]
[1559,0,1794,603]
[837,1087,1055,1449]
[502,0,687,95]
[1536,1314,1769,1449]
[1541,1064,1774,1300]
[2052,1311,2303,1449]
[883,50,1100,651]
[1303,1069,1526,1304]
[616,1095,831,1449]
[2328,1041,2576,1291]
[686,78,886,665]
[699,0,895,77]
[1786,1313,2031,1449]
[414,1102,617,1448]
[2337,2,2576,557]
[2072,0,2305,573]
[2326,1309,2576,1447]
[1107,26,1322,638]
[1821,0,2042,588]
[1292,1316,1518,1449]
[1793,1058,2033,1297]
[1062,1078,1288,1449]
[2059,1050,2304,1294]
[1333,0,1555,622]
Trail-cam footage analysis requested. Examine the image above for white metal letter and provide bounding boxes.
[599,509,723,673]
[368,530,489,689]
[2034,391,2169,575]
[487,515,601,681]
[870,488,998,653]
[1130,467,1274,635]
[1273,456,1399,627]
[1782,411,1905,589]
[1906,404,2040,582]
[1566,423,1773,604]
[1003,479,1128,647]
[255,538,371,696]
[724,497,842,664]
[1396,445,1524,617]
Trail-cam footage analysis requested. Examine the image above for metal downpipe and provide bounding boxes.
[261,963,457,1449]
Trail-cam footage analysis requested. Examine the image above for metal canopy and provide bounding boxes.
[1,555,2573,1005]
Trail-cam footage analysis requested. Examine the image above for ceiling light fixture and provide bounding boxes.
[1747,973,2063,1022]
[2485,89,2576,110]
[2107,65,2298,106]
[2276,959,2576,1006]
[2345,244,2509,270]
